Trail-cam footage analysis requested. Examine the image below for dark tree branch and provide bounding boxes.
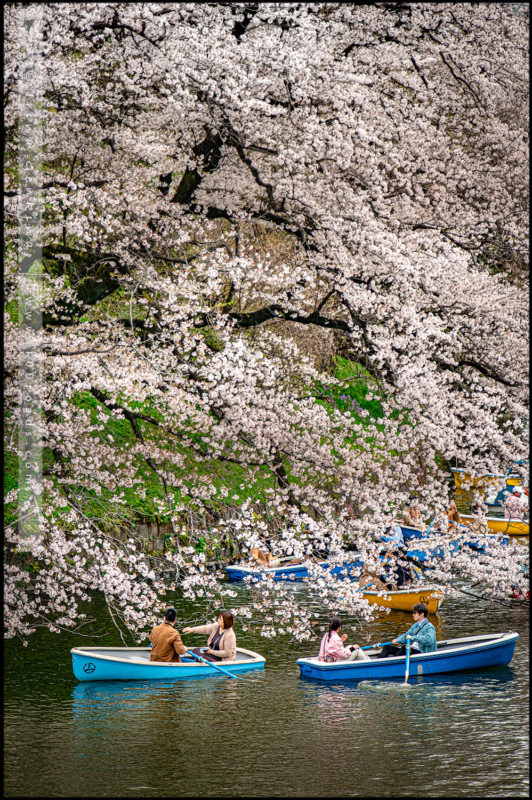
[232,3,260,41]
[227,304,352,332]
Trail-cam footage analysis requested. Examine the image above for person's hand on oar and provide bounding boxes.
[361,640,394,651]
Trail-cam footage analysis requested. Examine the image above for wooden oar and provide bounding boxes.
[185,648,237,679]
[404,636,412,684]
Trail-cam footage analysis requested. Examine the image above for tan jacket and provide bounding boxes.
[188,622,237,662]
[149,621,187,662]
[402,509,421,527]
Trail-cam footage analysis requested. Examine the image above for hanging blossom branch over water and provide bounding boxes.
[3,3,528,642]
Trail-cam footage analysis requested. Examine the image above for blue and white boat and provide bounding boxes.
[406,527,510,562]
[296,631,518,682]
[226,556,363,582]
[399,525,427,541]
[406,539,461,563]
[71,646,265,682]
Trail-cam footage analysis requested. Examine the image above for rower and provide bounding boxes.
[376,603,436,658]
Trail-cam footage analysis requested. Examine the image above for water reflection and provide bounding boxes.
[296,665,520,743]
[72,671,259,719]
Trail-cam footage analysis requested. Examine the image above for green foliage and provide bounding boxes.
[4,451,20,527]
[3,358,422,549]
[64,390,277,528]
[194,326,225,352]
[312,356,384,425]
[4,451,18,495]
[5,299,18,323]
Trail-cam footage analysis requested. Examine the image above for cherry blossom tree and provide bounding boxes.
[4,3,529,642]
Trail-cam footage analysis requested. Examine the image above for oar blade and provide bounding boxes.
[404,637,412,685]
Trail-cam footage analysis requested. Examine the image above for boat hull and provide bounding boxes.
[362,586,442,614]
[297,632,518,682]
[452,468,525,503]
[226,562,312,581]
[399,525,426,541]
[226,559,363,582]
[459,515,529,537]
[71,646,265,682]
[451,469,505,490]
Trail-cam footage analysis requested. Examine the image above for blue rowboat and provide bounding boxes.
[226,557,363,582]
[296,632,518,682]
[226,557,313,582]
[71,646,265,682]
[462,534,510,553]
[407,529,510,562]
[406,538,462,563]
[399,525,427,541]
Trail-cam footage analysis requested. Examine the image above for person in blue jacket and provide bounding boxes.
[381,520,405,546]
[376,603,436,658]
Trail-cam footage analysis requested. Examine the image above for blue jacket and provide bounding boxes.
[396,619,436,652]
[381,523,404,545]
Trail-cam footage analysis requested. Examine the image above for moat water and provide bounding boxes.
[4,586,529,797]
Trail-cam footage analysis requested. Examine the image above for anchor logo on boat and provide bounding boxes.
[83,662,96,674]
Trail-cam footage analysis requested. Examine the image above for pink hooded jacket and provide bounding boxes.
[318,630,351,662]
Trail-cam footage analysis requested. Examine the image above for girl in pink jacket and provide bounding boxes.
[318,617,370,662]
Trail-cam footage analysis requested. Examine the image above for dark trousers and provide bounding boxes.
[188,646,222,662]
[377,644,420,658]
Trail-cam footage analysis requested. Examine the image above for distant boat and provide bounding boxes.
[399,525,427,541]
[451,467,524,491]
[406,541,461,564]
[71,646,265,682]
[296,632,519,681]
[361,585,442,614]
[226,556,363,582]
[459,514,529,537]
[406,530,513,563]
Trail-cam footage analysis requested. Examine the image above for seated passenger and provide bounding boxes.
[149,607,187,662]
[505,487,527,520]
[318,617,370,662]
[402,499,422,528]
[446,500,462,530]
[249,547,302,569]
[393,561,413,588]
[250,547,281,568]
[381,521,405,546]
[183,610,236,662]
[358,569,388,592]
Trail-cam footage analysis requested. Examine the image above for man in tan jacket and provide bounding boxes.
[149,608,187,662]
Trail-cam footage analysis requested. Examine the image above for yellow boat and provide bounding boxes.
[459,514,529,537]
[362,585,442,614]
[451,468,523,490]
